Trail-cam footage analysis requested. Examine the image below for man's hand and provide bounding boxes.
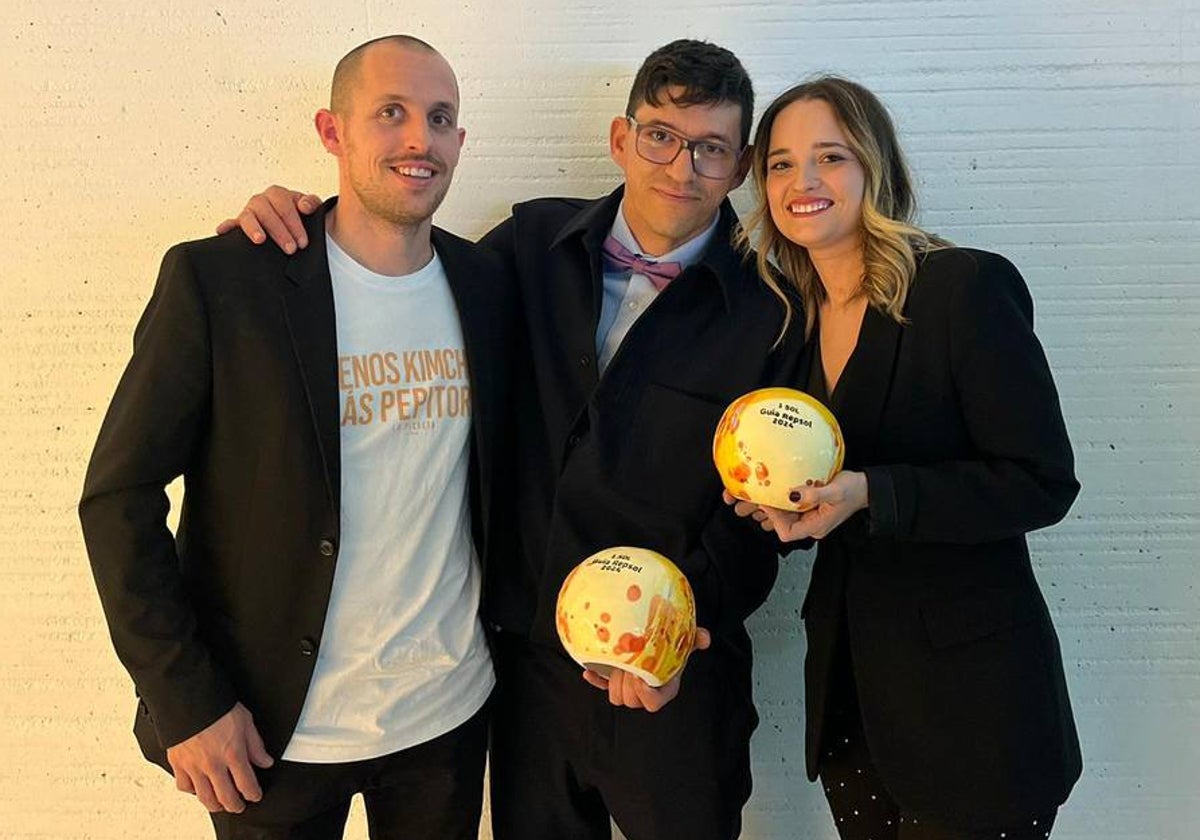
[166,702,274,814]
[581,628,711,712]
[215,186,323,254]
[723,470,869,542]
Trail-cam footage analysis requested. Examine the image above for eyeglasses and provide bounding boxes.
[625,116,743,180]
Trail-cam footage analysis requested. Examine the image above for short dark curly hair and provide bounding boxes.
[625,39,754,147]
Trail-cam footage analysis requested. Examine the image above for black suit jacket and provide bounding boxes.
[79,200,517,769]
[479,187,806,673]
[799,248,1082,826]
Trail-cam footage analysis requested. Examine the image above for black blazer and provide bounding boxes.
[479,187,806,669]
[79,200,517,769]
[799,248,1082,826]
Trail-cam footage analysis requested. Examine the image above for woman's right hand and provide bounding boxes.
[215,185,323,253]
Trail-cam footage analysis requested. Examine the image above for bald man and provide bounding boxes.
[80,35,518,839]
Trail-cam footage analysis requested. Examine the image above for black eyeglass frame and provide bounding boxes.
[624,115,746,180]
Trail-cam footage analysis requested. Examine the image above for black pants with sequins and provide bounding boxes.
[817,630,1057,840]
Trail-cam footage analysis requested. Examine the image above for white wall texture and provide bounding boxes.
[2,1,1197,837]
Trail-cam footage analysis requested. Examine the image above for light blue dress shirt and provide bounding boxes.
[595,203,720,373]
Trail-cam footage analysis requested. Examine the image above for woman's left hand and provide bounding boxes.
[729,470,869,543]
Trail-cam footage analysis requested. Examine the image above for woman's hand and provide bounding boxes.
[723,470,869,542]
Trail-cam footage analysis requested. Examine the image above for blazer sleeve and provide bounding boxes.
[79,244,238,749]
[680,502,782,637]
[865,251,1080,544]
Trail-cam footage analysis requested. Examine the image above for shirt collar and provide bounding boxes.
[550,185,745,312]
[608,201,719,271]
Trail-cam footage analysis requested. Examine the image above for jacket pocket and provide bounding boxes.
[617,382,726,517]
[920,590,1037,650]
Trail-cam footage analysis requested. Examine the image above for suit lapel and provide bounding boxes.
[432,227,489,487]
[833,305,902,467]
[432,227,486,399]
[282,210,341,514]
[549,189,622,391]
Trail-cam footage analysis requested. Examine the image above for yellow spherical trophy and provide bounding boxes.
[555,546,697,687]
[713,387,844,510]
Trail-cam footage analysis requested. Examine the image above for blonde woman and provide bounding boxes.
[729,77,1081,839]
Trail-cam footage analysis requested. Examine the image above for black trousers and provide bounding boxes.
[209,703,488,840]
[818,632,1057,840]
[488,631,757,840]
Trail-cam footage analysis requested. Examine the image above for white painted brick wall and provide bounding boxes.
[2,1,1196,837]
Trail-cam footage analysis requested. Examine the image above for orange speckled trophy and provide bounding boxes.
[555,546,697,687]
[713,387,845,510]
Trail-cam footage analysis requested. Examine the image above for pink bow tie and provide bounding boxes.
[601,236,683,291]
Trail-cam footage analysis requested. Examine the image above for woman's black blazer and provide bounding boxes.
[799,247,1082,827]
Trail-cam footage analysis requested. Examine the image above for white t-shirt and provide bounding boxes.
[282,234,494,763]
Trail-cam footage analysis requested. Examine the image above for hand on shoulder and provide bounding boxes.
[215,185,323,253]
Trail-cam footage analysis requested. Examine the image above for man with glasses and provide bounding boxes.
[476,40,805,840]
[221,39,803,840]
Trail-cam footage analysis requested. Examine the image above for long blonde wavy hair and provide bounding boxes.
[737,76,950,339]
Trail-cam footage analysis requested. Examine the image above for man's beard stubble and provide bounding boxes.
[350,159,452,228]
